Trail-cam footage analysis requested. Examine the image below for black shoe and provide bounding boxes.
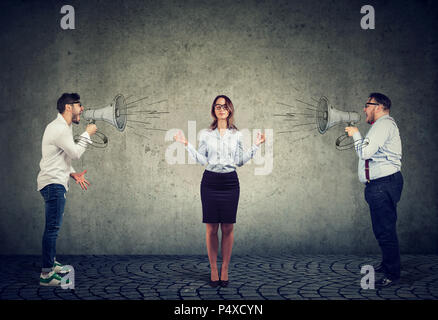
[220,280,229,287]
[209,280,220,288]
[374,264,385,273]
[376,277,399,289]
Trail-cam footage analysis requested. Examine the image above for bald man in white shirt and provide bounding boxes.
[37,93,97,286]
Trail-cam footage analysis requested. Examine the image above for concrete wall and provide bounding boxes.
[1,0,437,254]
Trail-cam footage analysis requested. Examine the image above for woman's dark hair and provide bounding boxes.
[369,92,391,110]
[57,92,80,113]
[209,95,238,131]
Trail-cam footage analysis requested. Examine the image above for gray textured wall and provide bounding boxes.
[1,0,437,255]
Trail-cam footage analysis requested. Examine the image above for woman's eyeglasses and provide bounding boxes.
[214,104,229,111]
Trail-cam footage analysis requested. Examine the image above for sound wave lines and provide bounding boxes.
[123,95,169,138]
[274,98,320,139]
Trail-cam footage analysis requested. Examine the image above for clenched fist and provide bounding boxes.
[345,126,359,137]
[86,124,97,136]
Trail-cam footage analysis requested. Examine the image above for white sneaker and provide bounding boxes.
[53,260,72,274]
[40,271,69,286]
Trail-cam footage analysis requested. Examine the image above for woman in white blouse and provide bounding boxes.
[174,95,265,287]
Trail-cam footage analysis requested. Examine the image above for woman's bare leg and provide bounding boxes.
[220,223,234,281]
[206,223,220,281]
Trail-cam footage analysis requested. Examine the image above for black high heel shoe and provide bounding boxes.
[220,279,229,287]
[220,274,229,287]
[209,279,221,288]
[209,270,221,288]
[220,269,229,287]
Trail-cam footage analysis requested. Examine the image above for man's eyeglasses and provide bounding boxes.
[69,102,82,107]
[365,102,380,108]
[214,104,229,111]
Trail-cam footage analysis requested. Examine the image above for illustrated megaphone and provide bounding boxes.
[75,94,127,148]
[316,96,360,149]
[82,94,127,132]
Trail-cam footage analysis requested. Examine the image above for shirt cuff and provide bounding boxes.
[352,131,362,142]
[81,131,92,145]
[185,142,193,152]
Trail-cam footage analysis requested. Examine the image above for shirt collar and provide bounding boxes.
[57,113,71,128]
[374,114,390,124]
[216,127,229,137]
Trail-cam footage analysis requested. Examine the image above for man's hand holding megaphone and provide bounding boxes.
[345,126,359,137]
[86,123,98,136]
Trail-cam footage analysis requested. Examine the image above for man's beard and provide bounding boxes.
[366,112,375,124]
[72,115,80,124]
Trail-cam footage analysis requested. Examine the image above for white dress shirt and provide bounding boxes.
[186,128,260,173]
[352,114,402,183]
[37,113,90,191]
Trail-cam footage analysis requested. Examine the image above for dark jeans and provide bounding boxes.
[364,171,403,280]
[40,184,66,272]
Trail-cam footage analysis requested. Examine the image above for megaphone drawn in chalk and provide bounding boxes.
[83,94,127,132]
[75,94,127,148]
[316,96,361,150]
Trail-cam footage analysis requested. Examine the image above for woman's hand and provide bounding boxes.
[255,132,266,146]
[173,130,188,146]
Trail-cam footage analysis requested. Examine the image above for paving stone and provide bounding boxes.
[181,296,202,300]
[0,254,437,300]
[300,293,323,298]
[159,295,180,299]
[240,296,265,300]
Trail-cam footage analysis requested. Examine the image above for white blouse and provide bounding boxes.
[185,128,260,173]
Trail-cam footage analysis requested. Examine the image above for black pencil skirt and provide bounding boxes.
[200,170,240,224]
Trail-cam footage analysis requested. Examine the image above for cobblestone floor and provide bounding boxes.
[0,255,437,300]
